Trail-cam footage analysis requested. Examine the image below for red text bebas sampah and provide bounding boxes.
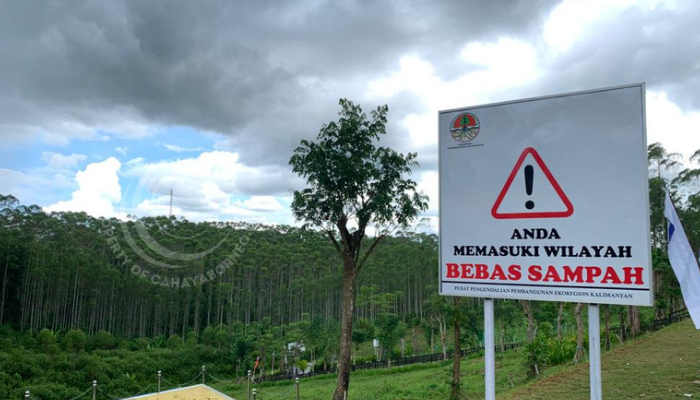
[444,263,644,285]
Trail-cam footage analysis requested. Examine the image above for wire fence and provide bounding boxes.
[256,340,523,383]
[652,307,689,330]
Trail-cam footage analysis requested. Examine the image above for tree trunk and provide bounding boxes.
[0,251,9,325]
[412,326,418,356]
[499,323,505,352]
[439,315,448,360]
[556,302,564,340]
[574,303,586,364]
[520,300,536,343]
[451,297,462,400]
[627,306,640,339]
[332,258,357,400]
[619,307,627,342]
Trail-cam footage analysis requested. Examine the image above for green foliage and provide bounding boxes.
[352,318,374,350]
[354,355,377,364]
[220,346,531,400]
[375,313,405,363]
[36,328,57,353]
[133,338,149,350]
[92,330,116,350]
[546,335,578,365]
[289,99,428,399]
[297,359,309,372]
[64,329,87,353]
[0,329,254,399]
[525,329,580,378]
[0,195,437,340]
[524,333,547,378]
[166,334,182,349]
[202,326,217,346]
[289,98,428,230]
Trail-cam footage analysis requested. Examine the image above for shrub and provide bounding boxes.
[36,328,57,352]
[133,337,149,350]
[202,326,217,346]
[64,330,87,353]
[93,330,116,350]
[525,331,581,377]
[167,334,182,349]
[354,355,377,364]
[545,335,578,365]
[524,334,548,377]
[297,359,309,373]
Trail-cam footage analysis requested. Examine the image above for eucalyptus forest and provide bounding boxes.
[0,142,697,399]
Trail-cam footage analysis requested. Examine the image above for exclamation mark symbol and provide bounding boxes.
[525,165,535,210]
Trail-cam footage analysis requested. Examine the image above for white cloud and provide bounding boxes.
[542,0,664,53]
[40,152,87,170]
[460,38,540,86]
[0,105,158,149]
[368,55,436,100]
[243,196,283,211]
[416,170,438,214]
[646,90,700,163]
[0,168,74,205]
[126,157,145,165]
[162,143,205,152]
[44,157,122,217]
[115,147,128,157]
[121,151,295,224]
[369,39,541,152]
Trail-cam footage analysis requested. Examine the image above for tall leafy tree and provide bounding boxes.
[374,313,405,367]
[289,98,428,400]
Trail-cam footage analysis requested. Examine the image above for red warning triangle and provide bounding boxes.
[491,147,574,219]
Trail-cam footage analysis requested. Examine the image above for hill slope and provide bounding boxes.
[506,319,700,400]
[215,320,700,400]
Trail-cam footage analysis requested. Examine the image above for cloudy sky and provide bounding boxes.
[1,0,698,225]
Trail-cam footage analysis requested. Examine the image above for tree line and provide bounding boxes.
[0,197,437,339]
[0,142,695,347]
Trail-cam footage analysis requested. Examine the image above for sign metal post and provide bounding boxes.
[484,298,495,400]
[589,304,602,400]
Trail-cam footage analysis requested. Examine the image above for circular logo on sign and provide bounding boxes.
[450,112,480,142]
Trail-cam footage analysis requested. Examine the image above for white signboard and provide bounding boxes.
[439,84,652,306]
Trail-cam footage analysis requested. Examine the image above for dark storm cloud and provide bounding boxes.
[0,0,302,136]
[0,0,558,168]
[250,0,557,79]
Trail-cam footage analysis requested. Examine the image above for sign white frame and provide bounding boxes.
[438,84,652,306]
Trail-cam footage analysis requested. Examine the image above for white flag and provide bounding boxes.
[664,192,700,329]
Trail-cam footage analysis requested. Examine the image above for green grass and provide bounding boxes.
[213,320,700,400]
[505,319,700,399]
[214,349,532,399]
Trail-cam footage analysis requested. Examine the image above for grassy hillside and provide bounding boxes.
[506,319,700,400]
[214,349,532,399]
[214,319,700,400]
